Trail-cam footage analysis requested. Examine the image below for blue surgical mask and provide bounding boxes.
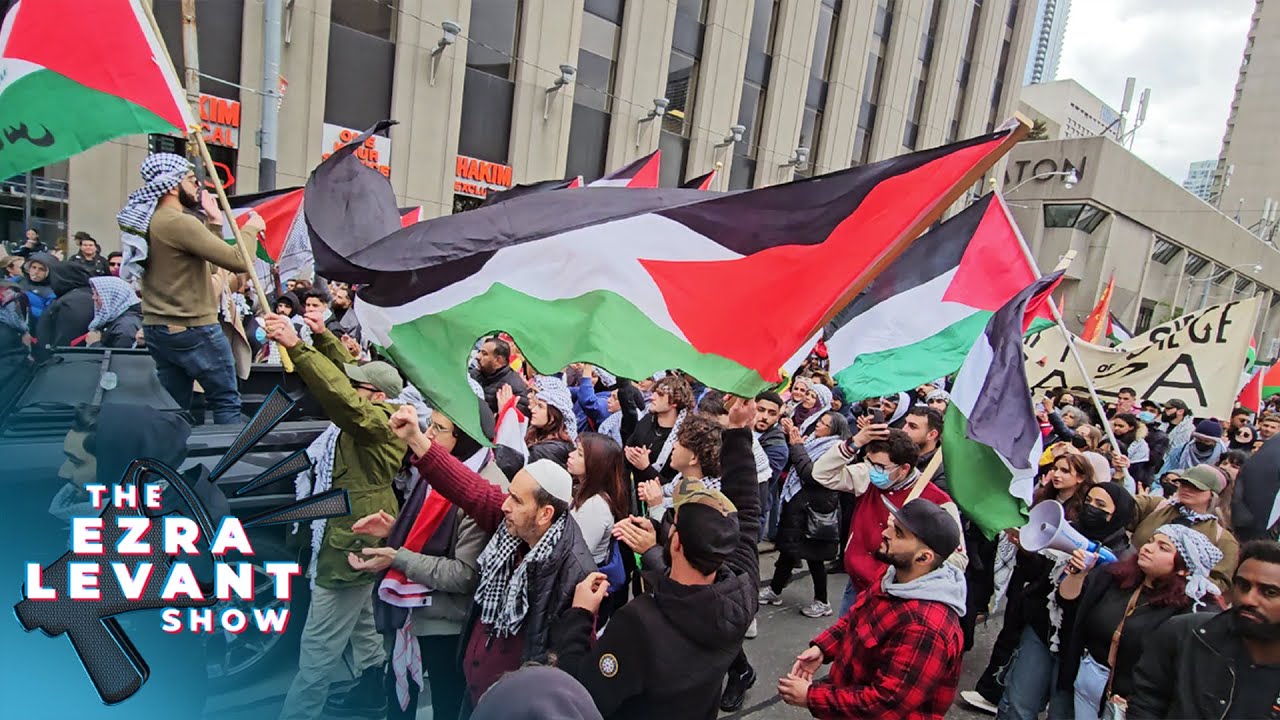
[869,465,894,489]
[1138,411,1156,424]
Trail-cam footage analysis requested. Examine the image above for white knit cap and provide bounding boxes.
[523,459,573,504]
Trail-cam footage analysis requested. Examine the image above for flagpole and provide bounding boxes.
[140,0,292,372]
[994,192,1121,451]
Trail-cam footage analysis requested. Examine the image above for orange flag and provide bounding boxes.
[1081,274,1115,344]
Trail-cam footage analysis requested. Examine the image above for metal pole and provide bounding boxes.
[257,0,282,191]
[22,171,33,233]
[180,0,207,182]
[1199,276,1212,311]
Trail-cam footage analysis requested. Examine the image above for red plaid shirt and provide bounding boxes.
[806,580,963,719]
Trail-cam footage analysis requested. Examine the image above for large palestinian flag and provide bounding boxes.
[588,149,660,188]
[482,176,583,207]
[0,0,194,180]
[306,121,1024,440]
[228,187,305,263]
[826,193,1038,400]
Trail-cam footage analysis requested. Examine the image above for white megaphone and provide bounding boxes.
[1019,500,1118,564]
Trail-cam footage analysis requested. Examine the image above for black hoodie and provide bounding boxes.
[549,427,760,719]
[36,259,95,348]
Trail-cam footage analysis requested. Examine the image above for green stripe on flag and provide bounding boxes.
[1024,316,1056,338]
[941,403,1029,538]
[833,312,991,400]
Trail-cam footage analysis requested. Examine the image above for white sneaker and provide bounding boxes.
[800,600,833,618]
[758,588,783,605]
[745,618,758,639]
[960,690,998,715]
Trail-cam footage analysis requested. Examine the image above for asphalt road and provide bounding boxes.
[204,548,1004,719]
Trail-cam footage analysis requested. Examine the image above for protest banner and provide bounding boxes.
[1024,297,1258,417]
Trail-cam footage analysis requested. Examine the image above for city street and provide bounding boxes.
[202,548,1000,719]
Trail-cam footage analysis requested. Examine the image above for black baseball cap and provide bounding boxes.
[672,478,739,570]
[1164,398,1189,412]
[881,497,961,560]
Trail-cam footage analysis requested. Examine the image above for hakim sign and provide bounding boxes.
[198,93,240,149]
[454,155,513,199]
[321,123,391,177]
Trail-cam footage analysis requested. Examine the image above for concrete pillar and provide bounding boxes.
[605,0,677,168]
[959,0,1010,137]
[869,3,923,160]
[817,3,875,172]
[508,0,586,185]
[687,0,753,188]
[919,0,971,150]
[754,0,820,187]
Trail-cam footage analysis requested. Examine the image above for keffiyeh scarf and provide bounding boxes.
[534,375,578,441]
[799,384,833,435]
[599,411,623,444]
[1154,523,1224,609]
[1173,501,1219,526]
[474,514,568,638]
[88,276,139,330]
[116,153,192,283]
[782,434,842,503]
[653,408,688,472]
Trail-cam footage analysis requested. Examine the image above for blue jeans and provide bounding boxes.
[996,626,1073,720]
[839,578,860,616]
[144,323,241,425]
[1073,654,1109,720]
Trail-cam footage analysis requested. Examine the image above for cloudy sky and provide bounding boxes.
[1055,0,1254,182]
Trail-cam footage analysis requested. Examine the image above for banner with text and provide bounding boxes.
[1025,297,1258,417]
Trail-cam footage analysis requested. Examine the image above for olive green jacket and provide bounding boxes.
[287,331,404,589]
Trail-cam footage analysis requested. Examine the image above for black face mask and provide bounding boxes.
[1077,505,1115,541]
[1070,435,1090,450]
[1194,441,1218,453]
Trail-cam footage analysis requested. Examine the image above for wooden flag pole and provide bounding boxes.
[141,0,291,372]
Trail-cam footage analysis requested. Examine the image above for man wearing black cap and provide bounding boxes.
[1160,398,1194,449]
[549,399,759,719]
[778,498,966,719]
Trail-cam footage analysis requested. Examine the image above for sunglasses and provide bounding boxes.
[350,381,380,394]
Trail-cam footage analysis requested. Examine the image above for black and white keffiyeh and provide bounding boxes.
[798,384,833,434]
[116,153,192,283]
[652,408,688,471]
[474,514,568,638]
[534,375,578,441]
[88,276,139,330]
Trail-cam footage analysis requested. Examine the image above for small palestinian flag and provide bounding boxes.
[588,149,660,188]
[399,206,424,227]
[228,187,304,263]
[825,193,1039,400]
[306,121,1023,440]
[0,0,195,180]
[681,170,717,191]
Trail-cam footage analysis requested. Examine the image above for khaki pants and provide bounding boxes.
[279,583,385,720]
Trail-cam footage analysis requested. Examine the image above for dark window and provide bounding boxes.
[1151,238,1180,264]
[675,0,708,23]
[565,104,611,181]
[987,38,1012,132]
[658,131,691,188]
[663,51,699,136]
[951,2,983,134]
[799,0,840,176]
[584,0,625,24]
[737,80,765,154]
[331,0,396,39]
[1184,254,1210,276]
[905,0,940,151]
[568,3,623,181]
[1235,276,1253,293]
[153,0,244,99]
[467,0,522,80]
[853,1,892,164]
[748,0,781,55]
[1136,302,1154,333]
[733,0,779,187]
[457,69,515,162]
[729,153,757,191]
[1075,204,1107,232]
[1043,203,1110,233]
[325,23,395,135]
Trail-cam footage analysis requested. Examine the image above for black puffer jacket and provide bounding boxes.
[775,443,840,561]
[549,427,759,719]
[471,363,529,414]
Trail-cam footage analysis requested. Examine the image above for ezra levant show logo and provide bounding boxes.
[14,389,352,705]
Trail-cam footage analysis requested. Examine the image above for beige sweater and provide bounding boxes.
[142,206,256,327]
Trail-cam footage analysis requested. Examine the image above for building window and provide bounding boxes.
[949,1,983,142]
[1151,238,1180,264]
[1136,302,1154,333]
[154,0,245,100]
[854,0,893,164]
[458,0,522,164]
[1043,203,1109,233]
[796,0,841,177]
[1184,253,1209,276]
[1235,277,1253,294]
[660,0,708,185]
[567,3,624,182]
[904,0,942,150]
[330,0,396,39]
[731,0,780,190]
[325,2,398,136]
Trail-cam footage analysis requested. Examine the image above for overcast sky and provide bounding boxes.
[1055,0,1254,182]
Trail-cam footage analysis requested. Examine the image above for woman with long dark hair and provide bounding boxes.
[1033,453,1095,522]
[525,376,577,467]
[566,432,629,564]
[759,410,851,618]
[1055,525,1224,720]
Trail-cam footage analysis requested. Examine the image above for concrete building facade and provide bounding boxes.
[1183,158,1216,202]
[63,0,1035,245]
[1022,0,1069,85]
[1006,136,1280,358]
[1211,0,1279,235]
[1018,78,1123,141]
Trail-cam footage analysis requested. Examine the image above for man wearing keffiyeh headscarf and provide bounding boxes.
[85,276,142,348]
[118,153,265,424]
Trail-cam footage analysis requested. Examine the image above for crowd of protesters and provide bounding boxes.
[8,153,1280,720]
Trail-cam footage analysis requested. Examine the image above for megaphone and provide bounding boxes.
[1020,500,1118,564]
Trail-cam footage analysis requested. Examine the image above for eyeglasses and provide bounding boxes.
[350,382,379,394]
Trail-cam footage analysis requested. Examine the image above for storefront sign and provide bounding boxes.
[199,94,240,149]
[454,155,513,199]
[147,133,238,194]
[322,124,391,177]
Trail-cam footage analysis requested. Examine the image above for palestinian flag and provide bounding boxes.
[1246,336,1258,372]
[306,121,1024,440]
[682,170,717,191]
[826,193,1038,401]
[228,187,304,263]
[588,149,660,188]
[1262,363,1280,401]
[399,206,424,227]
[1108,313,1133,344]
[482,176,583,207]
[1238,368,1262,414]
[943,271,1065,537]
[0,0,195,180]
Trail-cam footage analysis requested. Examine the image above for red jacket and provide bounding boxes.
[844,481,954,592]
[807,573,964,719]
